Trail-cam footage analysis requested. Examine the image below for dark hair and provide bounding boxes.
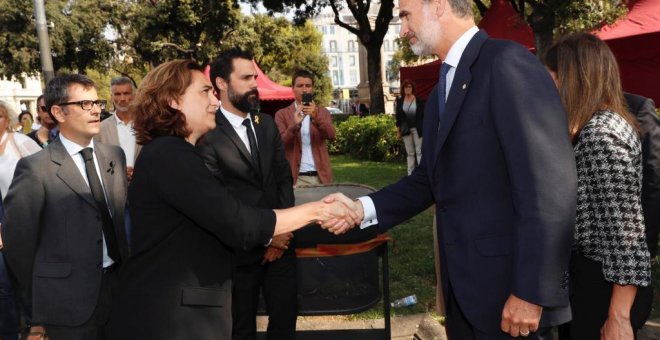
[544,33,637,140]
[401,79,416,94]
[18,111,33,123]
[132,60,202,145]
[209,48,254,94]
[37,94,44,105]
[292,69,315,87]
[44,74,96,122]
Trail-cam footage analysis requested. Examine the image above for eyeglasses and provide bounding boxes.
[57,100,107,111]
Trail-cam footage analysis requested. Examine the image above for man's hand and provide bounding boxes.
[262,246,285,265]
[27,325,46,340]
[319,193,364,234]
[294,107,305,125]
[126,166,134,182]
[500,294,542,337]
[270,233,293,250]
[302,101,318,119]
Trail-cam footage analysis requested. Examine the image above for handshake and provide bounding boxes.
[316,193,365,235]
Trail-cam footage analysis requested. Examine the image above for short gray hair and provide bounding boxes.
[423,0,472,18]
[0,100,18,131]
[110,76,135,89]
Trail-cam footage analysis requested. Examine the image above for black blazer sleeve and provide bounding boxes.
[394,97,404,127]
[415,98,425,137]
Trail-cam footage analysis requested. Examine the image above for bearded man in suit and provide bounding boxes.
[325,0,577,338]
[198,48,297,340]
[1,74,129,340]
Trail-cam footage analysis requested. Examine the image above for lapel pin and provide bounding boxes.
[462,83,467,90]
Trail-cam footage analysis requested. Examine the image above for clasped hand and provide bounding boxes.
[316,193,364,235]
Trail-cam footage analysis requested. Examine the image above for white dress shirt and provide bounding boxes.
[359,26,480,229]
[295,102,316,172]
[59,134,114,267]
[113,113,137,167]
[220,106,257,152]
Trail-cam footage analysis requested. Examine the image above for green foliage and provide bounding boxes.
[0,0,115,77]
[330,115,404,162]
[222,16,332,105]
[388,37,437,82]
[331,154,438,317]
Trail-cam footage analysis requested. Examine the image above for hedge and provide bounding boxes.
[329,114,405,162]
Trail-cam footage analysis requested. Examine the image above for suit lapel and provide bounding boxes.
[108,115,120,146]
[252,113,268,178]
[216,112,260,174]
[433,31,488,164]
[51,140,97,210]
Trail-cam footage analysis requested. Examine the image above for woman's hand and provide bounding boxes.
[601,315,634,340]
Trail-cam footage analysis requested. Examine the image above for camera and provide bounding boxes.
[302,93,313,105]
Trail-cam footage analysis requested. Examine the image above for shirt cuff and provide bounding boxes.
[357,196,378,229]
[264,238,273,247]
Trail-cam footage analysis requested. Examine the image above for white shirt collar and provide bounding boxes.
[59,133,95,157]
[112,112,132,126]
[444,26,479,69]
[220,105,252,129]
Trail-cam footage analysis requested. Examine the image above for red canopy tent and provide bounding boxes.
[204,61,295,115]
[399,0,534,100]
[594,0,660,105]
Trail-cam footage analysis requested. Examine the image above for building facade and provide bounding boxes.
[0,74,42,117]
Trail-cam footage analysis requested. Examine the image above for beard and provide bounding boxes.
[228,85,260,114]
[409,9,442,56]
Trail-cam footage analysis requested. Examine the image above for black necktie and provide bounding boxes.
[80,148,120,263]
[242,118,260,170]
[437,62,451,127]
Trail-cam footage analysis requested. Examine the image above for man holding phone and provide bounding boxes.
[275,70,335,187]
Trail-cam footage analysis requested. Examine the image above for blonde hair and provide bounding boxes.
[0,100,18,131]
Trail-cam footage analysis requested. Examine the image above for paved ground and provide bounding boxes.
[258,315,660,339]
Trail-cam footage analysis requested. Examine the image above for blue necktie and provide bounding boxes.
[437,62,451,125]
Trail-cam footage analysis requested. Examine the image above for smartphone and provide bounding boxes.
[302,93,313,105]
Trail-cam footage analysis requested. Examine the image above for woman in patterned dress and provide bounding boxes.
[545,33,650,340]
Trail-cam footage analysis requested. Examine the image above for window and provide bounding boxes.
[329,40,337,52]
[348,40,355,52]
[332,70,339,86]
[331,56,337,67]
[349,55,356,66]
[384,40,390,51]
[350,70,358,84]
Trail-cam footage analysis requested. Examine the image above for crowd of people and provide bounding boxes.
[1,0,660,339]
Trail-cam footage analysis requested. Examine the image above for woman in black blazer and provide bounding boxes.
[395,80,425,175]
[110,60,357,340]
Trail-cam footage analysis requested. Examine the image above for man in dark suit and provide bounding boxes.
[625,93,660,329]
[326,0,576,338]
[1,74,129,340]
[199,48,296,340]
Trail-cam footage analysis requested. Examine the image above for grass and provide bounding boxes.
[330,154,660,322]
[330,154,438,318]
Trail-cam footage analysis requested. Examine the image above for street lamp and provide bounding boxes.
[33,0,54,84]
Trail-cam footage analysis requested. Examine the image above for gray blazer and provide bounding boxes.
[96,114,142,164]
[1,138,129,326]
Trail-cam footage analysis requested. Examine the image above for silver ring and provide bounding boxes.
[520,330,530,337]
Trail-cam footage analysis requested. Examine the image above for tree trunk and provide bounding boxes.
[366,44,385,114]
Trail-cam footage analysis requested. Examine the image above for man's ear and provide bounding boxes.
[215,77,227,93]
[436,0,446,17]
[50,106,67,124]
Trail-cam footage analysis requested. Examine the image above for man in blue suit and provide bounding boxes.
[326,0,577,338]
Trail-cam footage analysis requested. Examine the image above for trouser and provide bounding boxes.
[0,252,19,340]
[445,283,553,340]
[402,128,422,175]
[232,250,298,340]
[565,253,651,340]
[44,268,118,340]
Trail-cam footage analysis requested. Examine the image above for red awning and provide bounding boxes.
[594,0,660,105]
[203,61,294,101]
[478,0,534,50]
